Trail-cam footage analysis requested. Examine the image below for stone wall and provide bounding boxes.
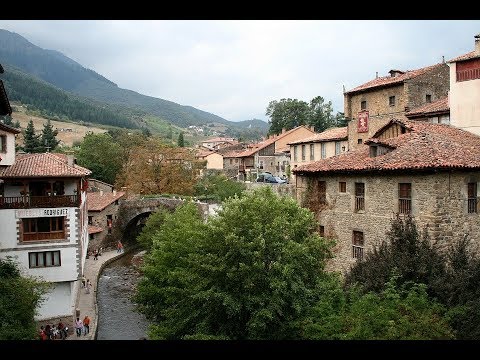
[296,171,480,275]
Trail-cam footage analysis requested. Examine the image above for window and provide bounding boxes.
[89,234,94,241]
[22,217,65,241]
[358,139,363,144]
[468,182,477,213]
[107,215,113,235]
[426,94,432,103]
[389,96,395,106]
[0,135,6,152]
[339,182,346,193]
[229,159,233,165]
[352,231,364,260]
[88,216,93,225]
[321,143,326,159]
[301,145,306,161]
[115,199,119,205]
[361,100,367,110]
[369,146,378,158]
[29,250,61,268]
[293,146,298,161]
[335,141,341,155]
[235,159,238,163]
[319,225,325,237]
[310,144,314,161]
[355,182,365,211]
[259,161,264,170]
[398,183,412,214]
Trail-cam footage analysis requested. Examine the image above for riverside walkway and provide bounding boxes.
[69,248,125,340]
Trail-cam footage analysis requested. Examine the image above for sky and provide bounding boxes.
[0,20,478,123]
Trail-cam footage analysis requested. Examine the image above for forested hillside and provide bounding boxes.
[0,29,232,128]
[2,64,138,129]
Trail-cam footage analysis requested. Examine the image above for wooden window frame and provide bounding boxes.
[355,182,365,211]
[22,217,66,242]
[468,182,477,214]
[310,144,314,161]
[352,231,364,260]
[398,183,412,214]
[28,250,61,268]
[361,100,367,110]
[339,181,347,193]
[389,96,395,106]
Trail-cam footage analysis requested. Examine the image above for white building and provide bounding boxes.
[448,33,480,136]
[0,123,91,321]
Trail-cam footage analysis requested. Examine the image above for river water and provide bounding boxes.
[96,250,150,340]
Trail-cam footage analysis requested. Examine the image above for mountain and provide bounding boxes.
[0,29,263,132]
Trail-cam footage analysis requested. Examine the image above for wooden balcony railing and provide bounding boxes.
[0,195,79,209]
[398,198,411,214]
[23,231,65,241]
[468,197,478,214]
[355,196,365,211]
[352,245,364,261]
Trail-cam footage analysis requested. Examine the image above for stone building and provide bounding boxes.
[293,119,480,275]
[87,188,125,250]
[343,62,449,151]
[405,96,450,124]
[288,126,348,183]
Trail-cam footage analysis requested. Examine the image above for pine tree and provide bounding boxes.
[40,119,60,152]
[177,132,185,147]
[2,115,13,125]
[23,120,41,153]
[13,120,20,129]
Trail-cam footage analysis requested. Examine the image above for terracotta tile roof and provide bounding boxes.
[405,97,449,118]
[88,225,103,234]
[288,127,347,145]
[87,191,125,212]
[202,137,236,143]
[294,120,480,175]
[447,51,480,63]
[195,149,216,158]
[0,122,21,134]
[0,153,92,178]
[345,63,445,94]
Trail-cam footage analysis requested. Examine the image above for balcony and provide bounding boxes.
[0,195,79,209]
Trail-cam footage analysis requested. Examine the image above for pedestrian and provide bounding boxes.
[39,326,47,340]
[93,248,98,260]
[117,241,123,253]
[81,274,86,288]
[57,319,67,340]
[44,324,52,340]
[85,279,92,294]
[83,315,90,336]
[74,317,83,337]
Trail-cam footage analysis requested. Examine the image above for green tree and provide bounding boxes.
[135,187,335,339]
[0,257,50,340]
[40,119,60,152]
[22,119,41,153]
[177,132,184,147]
[266,98,310,135]
[13,119,20,128]
[302,275,453,340]
[136,208,169,250]
[75,132,123,184]
[193,170,246,202]
[1,114,13,125]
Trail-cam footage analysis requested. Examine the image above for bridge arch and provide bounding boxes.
[113,197,209,244]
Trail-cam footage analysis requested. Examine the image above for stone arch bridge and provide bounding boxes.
[112,197,210,244]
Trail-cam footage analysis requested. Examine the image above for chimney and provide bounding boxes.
[310,126,315,132]
[282,128,286,134]
[475,33,480,55]
[376,71,378,78]
[100,190,104,196]
[442,55,445,63]
[65,150,75,167]
[113,189,117,196]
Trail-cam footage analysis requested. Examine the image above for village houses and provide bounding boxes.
[293,33,480,274]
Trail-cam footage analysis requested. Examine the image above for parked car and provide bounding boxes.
[256,173,285,184]
[274,176,287,184]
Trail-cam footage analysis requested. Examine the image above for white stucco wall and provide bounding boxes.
[34,282,75,320]
[449,62,480,136]
[0,131,16,166]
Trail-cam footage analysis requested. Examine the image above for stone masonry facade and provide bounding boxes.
[345,63,450,151]
[296,170,480,275]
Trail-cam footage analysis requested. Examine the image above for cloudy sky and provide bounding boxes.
[0,20,478,122]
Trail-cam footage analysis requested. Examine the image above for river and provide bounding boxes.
[96,249,150,340]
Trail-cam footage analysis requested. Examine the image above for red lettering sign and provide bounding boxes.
[358,111,369,133]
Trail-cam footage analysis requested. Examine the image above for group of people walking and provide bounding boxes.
[74,315,91,337]
[39,320,69,340]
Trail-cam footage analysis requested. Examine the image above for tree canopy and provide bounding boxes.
[135,187,335,339]
[266,96,346,135]
[75,132,124,184]
[0,257,50,340]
